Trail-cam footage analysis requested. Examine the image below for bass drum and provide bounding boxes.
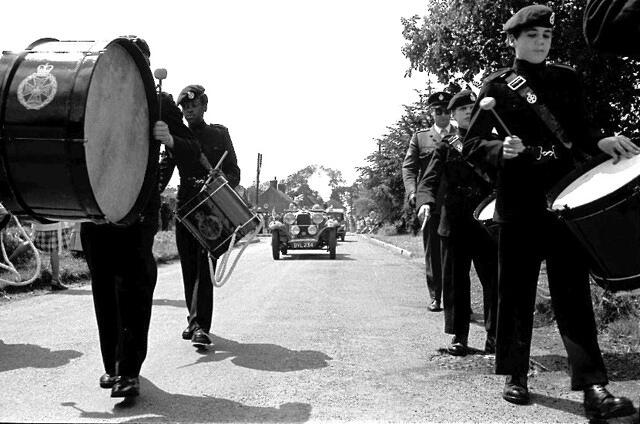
[548,153,640,291]
[0,37,159,225]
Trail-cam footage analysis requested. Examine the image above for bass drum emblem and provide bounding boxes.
[17,63,58,110]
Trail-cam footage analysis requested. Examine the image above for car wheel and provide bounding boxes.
[271,232,280,260]
[328,229,337,259]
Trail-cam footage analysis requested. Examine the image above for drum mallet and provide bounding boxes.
[479,97,513,136]
[204,151,229,186]
[153,68,167,119]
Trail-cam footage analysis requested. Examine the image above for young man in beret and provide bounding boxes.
[463,5,638,420]
[403,91,456,313]
[159,84,240,348]
[415,90,497,357]
[82,36,200,398]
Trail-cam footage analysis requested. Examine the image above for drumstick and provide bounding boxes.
[153,68,167,119]
[214,151,228,170]
[420,214,429,232]
[479,97,513,136]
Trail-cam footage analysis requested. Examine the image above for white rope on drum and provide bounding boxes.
[0,215,42,288]
[209,218,264,288]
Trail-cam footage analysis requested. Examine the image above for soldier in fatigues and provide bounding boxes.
[463,5,638,420]
[159,84,241,348]
[402,92,455,312]
[416,90,497,356]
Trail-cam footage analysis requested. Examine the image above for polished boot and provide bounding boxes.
[111,376,140,398]
[99,373,117,389]
[182,325,195,340]
[502,374,529,405]
[447,335,468,356]
[583,384,635,421]
[428,299,442,312]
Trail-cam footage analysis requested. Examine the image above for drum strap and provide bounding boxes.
[503,70,573,150]
[447,135,492,184]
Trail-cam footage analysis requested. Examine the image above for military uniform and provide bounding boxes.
[417,92,497,352]
[82,90,199,381]
[463,10,610,392]
[584,0,640,55]
[160,84,241,338]
[402,91,455,310]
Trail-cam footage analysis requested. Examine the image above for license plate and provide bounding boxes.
[292,241,315,249]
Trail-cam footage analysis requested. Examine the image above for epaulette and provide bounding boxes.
[209,123,228,130]
[547,62,576,74]
[483,67,511,84]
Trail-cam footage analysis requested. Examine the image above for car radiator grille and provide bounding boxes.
[296,214,311,225]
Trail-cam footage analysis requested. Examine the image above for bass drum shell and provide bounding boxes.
[0,38,159,225]
[473,192,498,242]
[548,153,640,291]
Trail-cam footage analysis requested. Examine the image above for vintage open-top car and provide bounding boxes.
[325,207,346,241]
[269,205,339,259]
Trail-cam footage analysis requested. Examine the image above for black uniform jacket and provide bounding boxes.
[584,0,640,55]
[145,93,199,222]
[463,59,603,223]
[159,120,240,205]
[416,130,492,237]
[402,125,457,197]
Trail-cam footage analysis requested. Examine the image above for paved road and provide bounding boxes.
[0,235,637,423]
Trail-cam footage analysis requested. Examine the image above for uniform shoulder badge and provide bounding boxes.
[446,135,464,153]
[483,67,511,84]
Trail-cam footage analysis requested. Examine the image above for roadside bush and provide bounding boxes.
[379,223,397,236]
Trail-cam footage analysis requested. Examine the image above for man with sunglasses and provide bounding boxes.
[403,91,455,313]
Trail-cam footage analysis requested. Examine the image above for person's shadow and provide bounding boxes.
[180,334,332,373]
[530,393,585,421]
[0,339,82,373]
[61,377,312,423]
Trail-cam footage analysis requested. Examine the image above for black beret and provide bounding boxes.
[503,5,555,34]
[427,91,453,108]
[177,84,206,105]
[448,89,477,111]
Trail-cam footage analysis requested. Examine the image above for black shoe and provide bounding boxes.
[503,374,529,405]
[447,335,468,356]
[428,300,442,312]
[583,384,635,420]
[191,329,212,347]
[99,373,117,389]
[484,335,496,354]
[50,282,68,291]
[111,376,140,398]
[182,326,195,340]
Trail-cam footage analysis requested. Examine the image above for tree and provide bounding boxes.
[401,0,640,136]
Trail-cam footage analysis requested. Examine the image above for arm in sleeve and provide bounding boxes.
[415,143,445,208]
[402,133,420,198]
[162,93,201,164]
[220,127,241,189]
[566,70,604,156]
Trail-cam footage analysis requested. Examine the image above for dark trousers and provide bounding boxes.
[495,214,608,390]
[81,218,158,378]
[176,221,216,333]
[441,220,497,339]
[422,213,442,303]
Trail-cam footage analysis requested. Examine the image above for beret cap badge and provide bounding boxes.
[549,12,555,25]
[187,91,195,100]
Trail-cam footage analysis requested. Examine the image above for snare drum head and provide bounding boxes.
[475,196,496,222]
[85,43,149,223]
[551,154,640,210]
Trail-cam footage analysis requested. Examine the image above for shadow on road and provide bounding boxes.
[61,377,312,423]
[279,253,354,261]
[152,298,184,308]
[0,339,82,373]
[530,393,585,420]
[179,334,332,372]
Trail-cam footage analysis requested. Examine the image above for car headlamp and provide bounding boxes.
[308,225,318,235]
[284,213,295,225]
[312,213,324,224]
[290,225,300,235]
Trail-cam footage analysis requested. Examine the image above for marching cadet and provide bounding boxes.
[159,84,240,348]
[463,5,638,421]
[402,91,455,312]
[415,90,497,356]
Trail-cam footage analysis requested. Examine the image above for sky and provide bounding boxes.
[0,1,430,193]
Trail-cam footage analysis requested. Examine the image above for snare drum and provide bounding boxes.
[473,193,498,241]
[0,38,158,225]
[176,174,260,258]
[548,154,640,291]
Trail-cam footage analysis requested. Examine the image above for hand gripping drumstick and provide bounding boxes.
[153,68,167,119]
[479,97,513,136]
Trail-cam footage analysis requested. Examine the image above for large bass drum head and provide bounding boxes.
[551,154,640,211]
[84,43,149,223]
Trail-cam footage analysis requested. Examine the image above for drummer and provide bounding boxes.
[415,90,497,357]
[159,84,240,349]
[462,5,639,421]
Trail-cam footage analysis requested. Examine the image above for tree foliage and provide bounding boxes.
[401,0,640,136]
